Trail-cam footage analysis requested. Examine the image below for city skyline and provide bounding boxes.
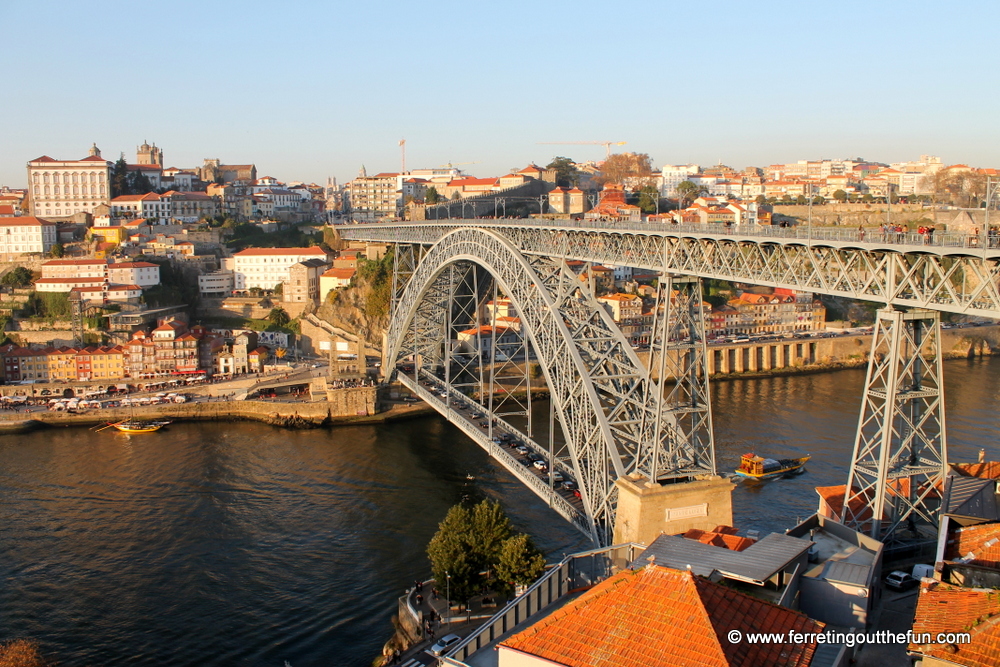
[2,0,998,187]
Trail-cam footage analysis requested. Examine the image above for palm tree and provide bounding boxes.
[267,307,290,328]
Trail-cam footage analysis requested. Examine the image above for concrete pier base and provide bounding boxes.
[612,473,736,546]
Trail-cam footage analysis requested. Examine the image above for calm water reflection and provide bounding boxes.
[1,357,997,665]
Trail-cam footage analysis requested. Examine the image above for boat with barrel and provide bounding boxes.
[734,452,810,480]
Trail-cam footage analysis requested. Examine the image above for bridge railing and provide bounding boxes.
[397,374,591,535]
[440,542,644,664]
[342,217,1000,253]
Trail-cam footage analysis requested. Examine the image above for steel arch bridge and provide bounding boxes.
[341,219,1000,546]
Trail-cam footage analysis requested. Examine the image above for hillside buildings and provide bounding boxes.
[228,247,329,290]
[0,217,57,255]
[26,144,112,218]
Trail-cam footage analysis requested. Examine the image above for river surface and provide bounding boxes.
[2,358,999,666]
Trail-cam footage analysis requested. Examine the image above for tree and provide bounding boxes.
[812,195,826,205]
[862,193,874,203]
[127,170,153,195]
[755,194,767,206]
[426,503,478,603]
[468,499,512,580]
[1,267,33,287]
[545,156,579,188]
[636,184,660,213]
[675,180,707,207]
[795,195,808,205]
[49,243,64,258]
[111,157,130,198]
[832,189,848,203]
[425,186,442,205]
[267,307,290,328]
[494,533,546,597]
[596,152,653,186]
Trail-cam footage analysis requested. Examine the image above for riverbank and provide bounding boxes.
[0,398,437,433]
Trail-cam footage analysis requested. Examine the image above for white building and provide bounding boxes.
[198,271,235,296]
[231,247,330,290]
[110,192,170,220]
[27,144,112,218]
[41,258,108,279]
[0,217,57,255]
[35,276,107,293]
[107,261,160,287]
[658,164,701,197]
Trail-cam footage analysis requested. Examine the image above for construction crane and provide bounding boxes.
[537,141,627,159]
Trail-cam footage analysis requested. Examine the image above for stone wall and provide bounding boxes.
[7,388,378,429]
[776,203,986,230]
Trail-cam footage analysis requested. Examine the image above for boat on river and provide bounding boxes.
[734,452,810,480]
[101,420,171,434]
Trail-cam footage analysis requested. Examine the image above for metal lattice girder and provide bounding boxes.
[842,308,948,542]
[341,221,1000,318]
[645,275,716,480]
[385,228,681,546]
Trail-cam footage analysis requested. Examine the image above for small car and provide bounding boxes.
[533,460,548,471]
[550,471,564,482]
[561,480,577,491]
[515,444,530,455]
[884,571,919,591]
[429,633,462,656]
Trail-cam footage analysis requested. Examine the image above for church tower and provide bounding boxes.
[137,140,163,166]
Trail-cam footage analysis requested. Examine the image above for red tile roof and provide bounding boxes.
[499,566,822,667]
[953,462,1000,479]
[43,259,107,266]
[234,247,327,256]
[322,268,356,279]
[909,580,1000,667]
[108,262,158,269]
[946,523,1000,567]
[0,217,54,227]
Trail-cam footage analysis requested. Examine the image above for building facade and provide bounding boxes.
[27,145,112,217]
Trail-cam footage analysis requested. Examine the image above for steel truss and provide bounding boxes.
[344,222,1000,318]
[384,228,709,545]
[842,308,948,542]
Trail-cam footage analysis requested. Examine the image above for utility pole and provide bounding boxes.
[399,139,406,173]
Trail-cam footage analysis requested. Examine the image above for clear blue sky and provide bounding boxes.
[2,0,997,187]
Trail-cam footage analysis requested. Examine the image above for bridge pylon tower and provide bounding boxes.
[842,307,948,543]
[644,275,715,480]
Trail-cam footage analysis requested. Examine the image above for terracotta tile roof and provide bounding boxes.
[321,268,355,279]
[909,580,1000,667]
[79,154,110,162]
[946,523,1000,567]
[29,155,56,163]
[43,259,107,266]
[499,566,822,667]
[954,462,1000,479]
[234,247,327,256]
[0,217,54,227]
[108,262,158,269]
[683,526,757,552]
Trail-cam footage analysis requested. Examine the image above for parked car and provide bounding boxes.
[430,633,462,656]
[884,571,919,591]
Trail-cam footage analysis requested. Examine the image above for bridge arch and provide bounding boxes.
[385,227,682,543]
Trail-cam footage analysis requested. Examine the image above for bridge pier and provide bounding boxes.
[612,473,735,546]
[842,308,948,543]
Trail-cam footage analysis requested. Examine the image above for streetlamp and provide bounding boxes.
[445,571,451,630]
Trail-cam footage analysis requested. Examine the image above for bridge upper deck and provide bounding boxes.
[340,218,1000,318]
[340,218,1000,260]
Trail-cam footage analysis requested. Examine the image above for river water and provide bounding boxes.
[1,358,998,666]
